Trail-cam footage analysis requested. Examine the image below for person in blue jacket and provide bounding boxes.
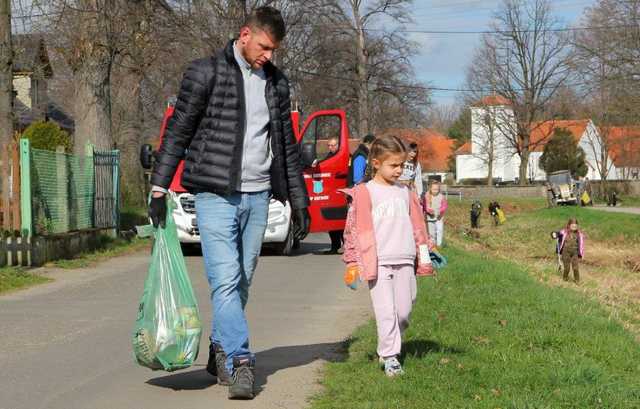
[348,134,375,186]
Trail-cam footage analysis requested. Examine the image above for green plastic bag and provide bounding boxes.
[132,198,202,372]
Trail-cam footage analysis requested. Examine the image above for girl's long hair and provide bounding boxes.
[565,217,579,231]
[367,135,407,177]
[408,142,419,165]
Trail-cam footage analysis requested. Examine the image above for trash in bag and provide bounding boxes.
[132,197,202,372]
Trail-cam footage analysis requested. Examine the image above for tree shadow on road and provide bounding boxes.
[253,339,353,395]
[145,338,355,396]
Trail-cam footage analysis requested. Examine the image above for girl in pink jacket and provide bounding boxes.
[342,135,435,377]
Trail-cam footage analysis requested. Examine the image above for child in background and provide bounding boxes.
[553,218,585,283]
[423,181,448,247]
[398,142,424,196]
[342,135,435,377]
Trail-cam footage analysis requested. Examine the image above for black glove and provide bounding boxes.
[292,208,310,241]
[149,195,167,228]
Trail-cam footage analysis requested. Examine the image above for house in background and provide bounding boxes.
[607,127,640,180]
[12,34,52,129]
[379,128,456,182]
[455,96,619,183]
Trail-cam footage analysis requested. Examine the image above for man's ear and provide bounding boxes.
[239,26,252,44]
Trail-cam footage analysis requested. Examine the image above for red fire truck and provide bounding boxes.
[140,100,351,255]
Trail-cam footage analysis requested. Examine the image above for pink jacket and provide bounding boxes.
[341,184,435,281]
[422,193,448,218]
[557,229,585,258]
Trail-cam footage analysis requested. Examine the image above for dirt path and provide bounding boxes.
[0,234,370,409]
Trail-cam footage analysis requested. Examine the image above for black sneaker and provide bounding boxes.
[206,343,231,386]
[228,356,255,400]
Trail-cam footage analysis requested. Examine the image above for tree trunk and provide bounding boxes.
[0,0,12,149]
[72,0,115,155]
[74,60,113,154]
[115,69,145,207]
[519,147,530,186]
[355,19,369,138]
[487,157,494,186]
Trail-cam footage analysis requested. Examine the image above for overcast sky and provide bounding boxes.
[408,0,596,106]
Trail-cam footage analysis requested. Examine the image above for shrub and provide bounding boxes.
[22,121,72,152]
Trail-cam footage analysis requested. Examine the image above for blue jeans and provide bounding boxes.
[195,190,270,372]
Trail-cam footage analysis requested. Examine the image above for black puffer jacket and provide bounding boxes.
[151,40,309,210]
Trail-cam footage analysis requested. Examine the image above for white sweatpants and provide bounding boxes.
[428,219,444,246]
[368,264,417,358]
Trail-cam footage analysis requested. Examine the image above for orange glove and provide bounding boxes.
[344,264,360,290]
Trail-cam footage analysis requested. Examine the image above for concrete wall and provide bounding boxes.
[588,180,640,197]
[445,185,546,199]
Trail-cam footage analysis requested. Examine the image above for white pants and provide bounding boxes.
[428,219,444,246]
[368,264,417,358]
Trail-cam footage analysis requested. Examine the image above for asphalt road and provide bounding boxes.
[591,205,640,215]
[0,234,370,409]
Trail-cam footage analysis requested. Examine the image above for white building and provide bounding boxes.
[455,96,619,183]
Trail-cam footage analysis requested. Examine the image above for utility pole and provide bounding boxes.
[0,0,13,151]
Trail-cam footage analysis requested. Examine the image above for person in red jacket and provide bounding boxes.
[341,135,435,377]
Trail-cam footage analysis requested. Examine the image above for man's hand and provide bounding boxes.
[292,208,311,241]
[149,192,167,228]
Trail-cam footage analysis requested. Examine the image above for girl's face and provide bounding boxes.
[430,184,440,195]
[372,153,406,185]
[570,223,578,231]
[407,150,417,161]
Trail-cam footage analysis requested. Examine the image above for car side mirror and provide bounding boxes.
[140,144,154,169]
[301,143,317,168]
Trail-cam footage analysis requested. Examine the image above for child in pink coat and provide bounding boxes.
[342,135,435,377]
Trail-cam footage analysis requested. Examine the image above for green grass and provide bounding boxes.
[51,236,150,269]
[311,246,640,409]
[0,267,51,294]
[120,206,149,231]
[617,195,640,207]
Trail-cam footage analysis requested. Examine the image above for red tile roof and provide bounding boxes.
[378,128,456,172]
[603,127,640,168]
[455,141,471,155]
[529,119,590,152]
[473,95,512,107]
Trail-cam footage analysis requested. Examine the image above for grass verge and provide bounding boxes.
[311,245,640,409]
[50,236,150,269]
[446,198,640,336]
[0,267,51,295]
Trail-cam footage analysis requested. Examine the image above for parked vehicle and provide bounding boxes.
[140,100,351,255]
[547,170,579,206]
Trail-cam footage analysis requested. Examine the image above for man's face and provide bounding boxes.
[327,139,339,154]
[238,26,280,70]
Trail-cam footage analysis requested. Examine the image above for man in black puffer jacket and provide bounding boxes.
[148,7,309,400]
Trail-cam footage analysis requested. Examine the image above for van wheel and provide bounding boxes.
[274,222,295,256]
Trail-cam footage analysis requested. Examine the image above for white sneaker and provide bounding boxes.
[383,356,404,377]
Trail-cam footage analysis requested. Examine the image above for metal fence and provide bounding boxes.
[94,150,120,230]
[30,147,95,234]
[21,139,120,236]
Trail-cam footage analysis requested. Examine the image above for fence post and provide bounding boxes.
[113,150,120,235]
[56,146,70,233]
[11,142,20,231]
[19,139,32,237]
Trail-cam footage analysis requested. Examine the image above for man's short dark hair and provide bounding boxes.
[245,7,286,42]
[363,134,375,144]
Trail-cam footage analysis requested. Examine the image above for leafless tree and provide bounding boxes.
[0,0,12,150]
[572,0,640,182]
[466,0,572,185]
